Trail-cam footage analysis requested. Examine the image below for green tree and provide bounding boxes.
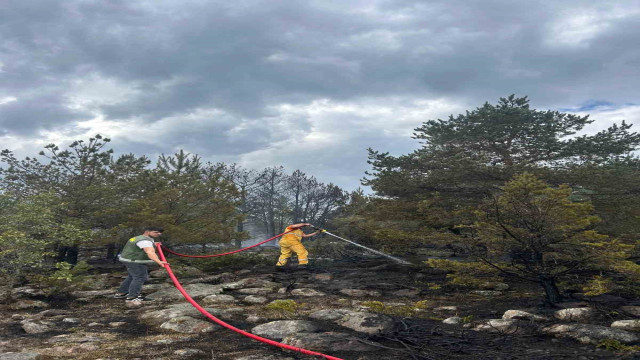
[0,193,91,295]
[468,173,634,304]
[360,95,640,258]
[123,150,245,250]
[364,95,639,214]
[560,157,640,238]
[0,135,152,262]
[98,152,153,258]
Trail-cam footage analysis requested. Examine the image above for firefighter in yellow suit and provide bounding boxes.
[276,223,320,267]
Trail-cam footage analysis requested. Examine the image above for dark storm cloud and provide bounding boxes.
[0,94,90,135]
[4,0,640,116]
[1,0,639,189]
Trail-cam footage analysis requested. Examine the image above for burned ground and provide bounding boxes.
[0,251,637,360]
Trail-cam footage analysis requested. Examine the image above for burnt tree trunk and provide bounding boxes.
[539,276,562,304]
[56,245,79,265]
[235,221,244,248]
[106,243,116,260]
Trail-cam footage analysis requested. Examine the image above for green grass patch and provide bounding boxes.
[597,339,640,352]
[361,300,433,318]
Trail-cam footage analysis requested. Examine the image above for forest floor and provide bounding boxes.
[1,247,638,360]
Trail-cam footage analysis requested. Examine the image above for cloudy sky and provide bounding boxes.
[1,0,639,191]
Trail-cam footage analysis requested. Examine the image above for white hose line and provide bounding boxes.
[322,231,412,265]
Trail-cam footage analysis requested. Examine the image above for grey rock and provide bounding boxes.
[246,315,263,323]
[474,319,534,334]
[339,289,381,297]
[140,303,221,325]
[37,309,68,317]
[173,348,205,356]
[10,300,49,310]
[337,311,394,335]
[11,287,45,298]
[251,320,320,341]
[554,308,594,322]
[201,294,235,304]
[543,323,639,344]
[181,283,224,298]
[282,332,379,352]
[149,269,168,278]
[502,310,550,322]
[290,288,326,297]
[173,266,205,277]
[243,295,269,304]
[20,319,53,334]
[241,277,280,288]
[183,274,225,284]
[237,288,273,295]
[220,279,248,290]
[147,283,222,301]
[443,316,462,325]
[610,319,640,331]
[309,309,354,321]
[47,334,103,344]
[145,287,184,301]
[160,316,219,333]
[0,352,43,360]
[313,273,333,281]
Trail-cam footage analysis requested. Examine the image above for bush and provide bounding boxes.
[597,339,640,352]
[263,299,303,319]
[31,261,92,295]
[265,299,299,313]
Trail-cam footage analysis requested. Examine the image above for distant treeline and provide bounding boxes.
[1,94,639,304]
[0,136,351,288]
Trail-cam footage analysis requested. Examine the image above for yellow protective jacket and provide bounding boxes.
[279,226,303,246]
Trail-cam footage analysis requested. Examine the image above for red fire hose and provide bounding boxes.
[155,242,344,360]
[160,230,293,258]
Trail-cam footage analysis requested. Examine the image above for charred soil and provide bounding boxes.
[1,255,637,360]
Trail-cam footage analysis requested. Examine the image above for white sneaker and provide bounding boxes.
[125,297,143,307]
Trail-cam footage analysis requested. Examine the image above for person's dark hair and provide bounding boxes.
[143,226,164,233]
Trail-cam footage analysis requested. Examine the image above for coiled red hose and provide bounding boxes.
[155,242,344,360]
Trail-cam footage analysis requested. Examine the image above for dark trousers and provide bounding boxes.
[117,262,149,298]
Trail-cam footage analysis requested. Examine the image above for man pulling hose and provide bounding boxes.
[114,226,168,306]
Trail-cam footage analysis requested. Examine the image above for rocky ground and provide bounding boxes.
[1,248,639,360]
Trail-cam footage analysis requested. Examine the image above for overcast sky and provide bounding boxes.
[1,0,639,191]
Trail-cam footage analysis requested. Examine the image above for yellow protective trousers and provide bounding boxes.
[276,238,308,266]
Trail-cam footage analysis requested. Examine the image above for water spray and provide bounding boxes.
[318,229,412,265]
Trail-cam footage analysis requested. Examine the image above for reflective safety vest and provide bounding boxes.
[118,235,154,264]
